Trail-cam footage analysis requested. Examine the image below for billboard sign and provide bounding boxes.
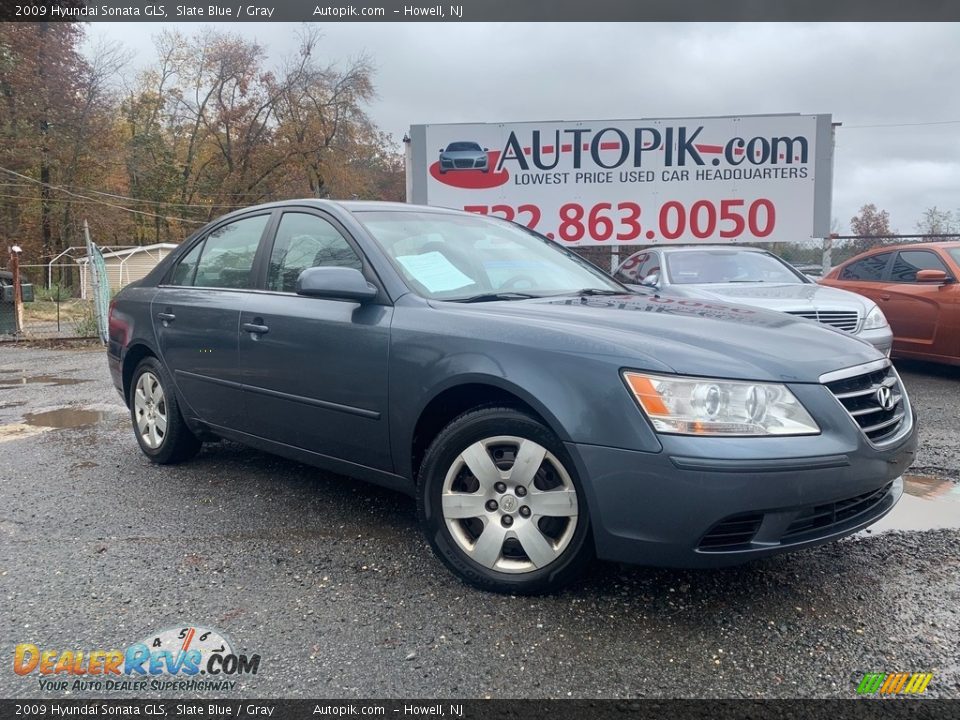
[408,114,833,246]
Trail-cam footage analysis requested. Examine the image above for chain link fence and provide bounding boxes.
[0,261,98,342]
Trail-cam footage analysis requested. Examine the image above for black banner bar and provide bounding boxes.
[1,700,958,720]
[2,0,960,22]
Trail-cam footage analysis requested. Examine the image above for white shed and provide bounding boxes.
[77,243,178,299]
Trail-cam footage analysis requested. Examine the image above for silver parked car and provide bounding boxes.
[613,246,893,355]
[438,141,489,173]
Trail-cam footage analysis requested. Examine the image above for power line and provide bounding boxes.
[0,165,208,225]
[841,119,960,129]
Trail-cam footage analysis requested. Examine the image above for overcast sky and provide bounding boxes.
[86,22,960,234]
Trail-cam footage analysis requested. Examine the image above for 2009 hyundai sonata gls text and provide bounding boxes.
[108,201,917,594]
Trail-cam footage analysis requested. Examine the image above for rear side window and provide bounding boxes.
[169,240,204,286]
[839,252,891,281]
[890,250,949,282]
[191,215,270,289]
[267,212,362,293]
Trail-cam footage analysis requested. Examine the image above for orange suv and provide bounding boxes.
[821,242,960,365]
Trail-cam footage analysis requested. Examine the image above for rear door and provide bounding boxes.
[152,212,273,430]
[237,209,393,471]
[882,249,955,354]
[832,251,894,304]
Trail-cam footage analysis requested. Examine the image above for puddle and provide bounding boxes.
[22,408,114,429]
[0,401,26,409]
[0,375,87,387]
[865,474,960,533]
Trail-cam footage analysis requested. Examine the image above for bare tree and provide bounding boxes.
[916,206,958,236]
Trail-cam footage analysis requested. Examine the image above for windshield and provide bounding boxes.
[446,142,482,152]
[948,248,960,268]
[356,211,626,300]
[665,250,807,285]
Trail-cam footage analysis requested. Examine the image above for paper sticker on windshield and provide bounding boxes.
[396,251,474,293]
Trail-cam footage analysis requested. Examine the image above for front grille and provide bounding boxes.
[453,159,474,168]
[698,513,763,550]
[786,309,860,332]
[698,482,896,553]
[782,482,893,542]
[825,363,907,444]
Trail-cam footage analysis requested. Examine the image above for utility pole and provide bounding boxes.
[822,233,836,275]
[9,245,23,334]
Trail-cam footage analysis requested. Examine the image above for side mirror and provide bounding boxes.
[640,272,660,288]
[295,267,377,302]
[439,148,445,153]
[483,147,489,152]
[915,269,951,284]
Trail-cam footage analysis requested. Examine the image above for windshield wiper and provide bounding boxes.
[571,288,626,296]
[453,292,541,303]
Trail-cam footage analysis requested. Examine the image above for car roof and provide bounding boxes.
[865,240,960,251]
[200,199,466,225]
[837,240,960,264]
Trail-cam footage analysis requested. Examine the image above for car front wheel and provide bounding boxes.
[418,407,593,594]
[130,357,201,464]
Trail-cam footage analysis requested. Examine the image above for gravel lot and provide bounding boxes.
[0,344,957,699]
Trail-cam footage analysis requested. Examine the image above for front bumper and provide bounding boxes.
[566,413,917,568]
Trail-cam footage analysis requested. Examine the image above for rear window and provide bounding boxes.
[946,248,960,269]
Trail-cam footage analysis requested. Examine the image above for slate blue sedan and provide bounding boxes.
[107,201,917,593]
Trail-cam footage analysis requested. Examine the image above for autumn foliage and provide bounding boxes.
[0,23,404,274]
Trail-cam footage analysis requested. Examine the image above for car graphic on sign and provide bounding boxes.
[439,141,489,174]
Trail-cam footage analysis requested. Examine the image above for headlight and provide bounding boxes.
[861,305,889,331]
[623,371,820,436]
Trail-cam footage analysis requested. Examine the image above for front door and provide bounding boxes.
[238,210,393,471]
[882,249,954,355]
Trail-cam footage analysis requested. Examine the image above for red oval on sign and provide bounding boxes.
[430,151,510,189]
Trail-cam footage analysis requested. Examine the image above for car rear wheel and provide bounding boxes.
[130,357,201,464]
[417,407,593,594]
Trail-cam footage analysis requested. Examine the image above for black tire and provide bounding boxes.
[417,406,593,594]
[129,356,201,465]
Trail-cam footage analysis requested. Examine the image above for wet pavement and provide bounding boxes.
[864,474,960,533]
[0,345,958,699]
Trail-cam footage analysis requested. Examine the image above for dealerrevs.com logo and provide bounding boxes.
[13,625,261,693]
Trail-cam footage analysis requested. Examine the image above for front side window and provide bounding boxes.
[356,211,624,300]
[839,252,892,282]
[191,215,270,289]
[890,250,949,282]
[267,213,362,293]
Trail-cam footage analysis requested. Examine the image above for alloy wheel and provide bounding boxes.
[134,371,168,450]
[441,435,579,574]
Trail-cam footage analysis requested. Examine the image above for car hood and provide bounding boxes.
[445,291,880,383]
[669,282,873,312]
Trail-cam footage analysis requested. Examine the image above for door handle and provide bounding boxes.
[242,322,269,335]
[157,312,176,322]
